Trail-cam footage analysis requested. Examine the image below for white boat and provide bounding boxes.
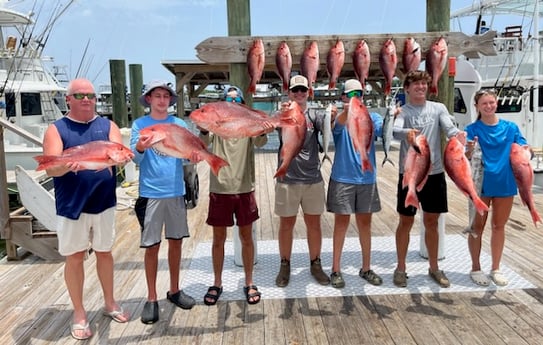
[450,0,543,179]
[0,2,69,171]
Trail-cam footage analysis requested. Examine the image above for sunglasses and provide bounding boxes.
[225,96,242,103]
[71,93,96,100]
[344,90,362,98]
[290,86,308,93]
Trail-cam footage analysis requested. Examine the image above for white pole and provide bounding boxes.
[534,0,540,149]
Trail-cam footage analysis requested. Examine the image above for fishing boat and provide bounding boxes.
[0,1,70,171]
[450,0,543,181]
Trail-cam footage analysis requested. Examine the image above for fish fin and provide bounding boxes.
[412,145,421,154]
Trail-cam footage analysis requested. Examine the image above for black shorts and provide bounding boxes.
[396,172,448,216]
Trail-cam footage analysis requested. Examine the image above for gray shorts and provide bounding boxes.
[135,196,189,247]
[326,180,382,214]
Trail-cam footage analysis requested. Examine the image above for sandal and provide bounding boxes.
[490,270,509,286]
[243,285,261,305]
[71,322,92,340]
[204,286,223,306]
[470,270,490,286]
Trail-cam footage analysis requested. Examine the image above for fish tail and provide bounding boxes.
[530,207,543,227]
[247,83,256,95]
[405,189,419,209]
[381,157,395,167]
[207,155,229,176]
[430,84,438,96]
[309,87,314,99]
[322,154,332,164]
[274,166,287,178]
[384,83,391,96]
[472,196,489,216]
[33,155,55,171]
[362,159,373,172]
[328,80,336,90]
[283,80,289,92]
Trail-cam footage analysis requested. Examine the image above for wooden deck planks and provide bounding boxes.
[1,149,543,344]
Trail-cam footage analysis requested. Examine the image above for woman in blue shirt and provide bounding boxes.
[465,89,529,287]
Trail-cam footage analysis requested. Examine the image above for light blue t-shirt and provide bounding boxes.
[330,112,382,184]
[465,118,527,197]
[130,115,187,198]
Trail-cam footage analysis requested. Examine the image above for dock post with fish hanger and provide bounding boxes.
[195,31,497,95]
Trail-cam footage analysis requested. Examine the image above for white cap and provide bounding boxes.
[289,75,309,89]
[343,79,363,93]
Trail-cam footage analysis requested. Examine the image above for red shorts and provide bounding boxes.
[206,191,259,227]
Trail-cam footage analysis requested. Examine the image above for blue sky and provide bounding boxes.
[6,0,540,88]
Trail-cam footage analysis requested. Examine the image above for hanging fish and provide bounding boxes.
[352,40,371,90]
[402,37,421,74]
[425,36,448,96]
[275,41,292,92]
[247,38,265,95]
[379,38,397,96]
[300,41,320,98]
[326,39,345,90]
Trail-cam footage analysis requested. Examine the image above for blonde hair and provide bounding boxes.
[474,89,497,120]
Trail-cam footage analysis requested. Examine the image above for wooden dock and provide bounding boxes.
[1,148,543,345]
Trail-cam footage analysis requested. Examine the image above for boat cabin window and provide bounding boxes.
[453,88,467,114]
[529,87,543,112]
[5,92,42,117]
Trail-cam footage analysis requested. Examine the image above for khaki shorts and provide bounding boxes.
[274,181,325,217]
[56,207,116,256]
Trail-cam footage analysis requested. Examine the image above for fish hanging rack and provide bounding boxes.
[195,31,497,84]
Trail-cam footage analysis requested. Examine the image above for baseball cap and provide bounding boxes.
[343,79,363,94]
[289,75,309,90]
[139,80,177,107]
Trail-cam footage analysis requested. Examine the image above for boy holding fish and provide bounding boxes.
[274,75,331,288]
[326,79,384,288]
[199,86,275,305]
[392,70,466,288]
[41,78,130,340]
[131,80,196,324]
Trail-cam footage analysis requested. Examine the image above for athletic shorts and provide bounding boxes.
[206,192,259,227]
[135,196,189,248]
[327,180,381,214]
[396,172,448,216]
[274,181,325,217]
[56,207,116,256]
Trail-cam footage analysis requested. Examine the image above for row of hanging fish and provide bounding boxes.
[246,36,449,97]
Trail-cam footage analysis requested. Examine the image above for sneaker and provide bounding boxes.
[428,269,450,288]
[393,270,408,288]
[310,258,331,285]
[330,271,345,289]
[359,269,383,286]
[275,259,291,287]
[167,290,195,309]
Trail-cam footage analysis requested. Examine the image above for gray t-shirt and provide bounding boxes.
[276,108,324,184]
[393,100,459,175]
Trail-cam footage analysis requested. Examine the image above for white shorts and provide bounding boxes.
[56,207,116,256]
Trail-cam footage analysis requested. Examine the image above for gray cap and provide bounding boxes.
[139,80,177,107]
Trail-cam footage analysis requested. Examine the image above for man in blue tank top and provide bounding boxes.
[42,78,129,340]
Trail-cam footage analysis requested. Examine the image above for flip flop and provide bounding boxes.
[103,306,130,323]
[203,286,223,306]
[71,322,91,340]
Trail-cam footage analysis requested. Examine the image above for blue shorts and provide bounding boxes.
[396,172,448,216]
